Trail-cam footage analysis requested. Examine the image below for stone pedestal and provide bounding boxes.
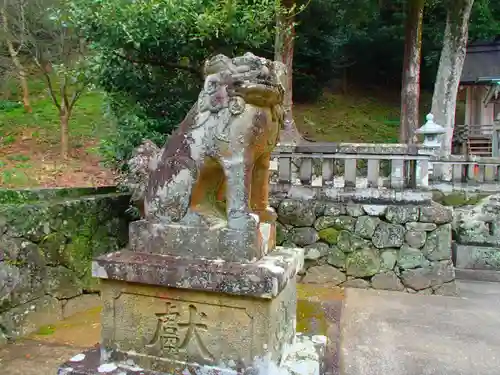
[93,247,302,372]
[128,219,276,262]
[58,243,308,374]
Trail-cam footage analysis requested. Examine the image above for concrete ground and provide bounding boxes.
[341,280,500,375]
[1,280,500,375]
[0,308,101,375]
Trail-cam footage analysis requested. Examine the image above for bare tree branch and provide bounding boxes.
[113,50,202,79]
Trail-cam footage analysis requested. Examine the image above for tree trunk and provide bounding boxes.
[60,109,70,159]
[1,7,31,113]
[431,0,475,162]
[275,0,303,144]
[400,0,425,144]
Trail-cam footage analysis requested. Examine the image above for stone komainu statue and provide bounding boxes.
[125,52,286,232]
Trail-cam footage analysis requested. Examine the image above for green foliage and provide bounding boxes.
[0,100,22,112]
[290,0,380,102]
[69,0,280,168]
[343,0,500,89]
[468,0,500,41]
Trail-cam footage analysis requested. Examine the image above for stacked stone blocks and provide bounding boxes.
[273,199,456,295]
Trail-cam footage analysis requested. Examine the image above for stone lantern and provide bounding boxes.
[415,113,446,185]
[416,113,446,152]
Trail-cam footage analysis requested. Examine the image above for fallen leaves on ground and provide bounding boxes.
[0,128,117,188]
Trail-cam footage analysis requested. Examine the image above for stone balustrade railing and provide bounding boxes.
[430,155,500,183]
[270,142,500,193]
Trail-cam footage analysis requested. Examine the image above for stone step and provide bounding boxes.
[453,243,500,271]
[455,268,500,283]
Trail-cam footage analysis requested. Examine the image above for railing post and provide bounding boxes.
[367,159,380,188]
[278,156,291,183]
[415,156,430,188]
[344,158,357,188]
[390,159,405,189]
[493,122,500,158]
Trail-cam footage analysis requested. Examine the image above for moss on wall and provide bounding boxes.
[0,186,118,205]
[431,190,489,207]
[0,187,133,339]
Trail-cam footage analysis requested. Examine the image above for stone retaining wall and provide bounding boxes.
[453,193,500,275]
[0,187,132,342]
[271,197,457,295]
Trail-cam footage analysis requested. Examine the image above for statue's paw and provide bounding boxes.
[253,207,277,223]
[227,209,259,231]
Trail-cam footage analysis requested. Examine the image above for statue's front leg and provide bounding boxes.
[251,152,277,223]
[221,153,257,231]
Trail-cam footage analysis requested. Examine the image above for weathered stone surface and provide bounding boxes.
[0,262,21,304]
[327,246,346,268]
[276,222,287,246]
[417,288,433,295]
[278,199,316,227]
[453,194,500,246]
[342,278,370,289]
[337,231,371,253]
[371,271,404,291]
[346,204,364,217]
[406,222,437,232]
[323,203,346,216]
[0,188,130,340]
[380,249,398,270]
[302,265,346,286]
[268,195,282,210]
[303,242,329,260]
[129,219,273,261]
[282,240,298,248]
[311,200,327,216]
[362,205,387,217]
[0,295,62,339]
[372,222,405,249]
[429,260,456,287]
[327,216,357,232]
[98,277,297,371]
[318,227,341,245]
[433,282,459,296]
[354,216,381,239]
[454,244,500,270]
[61,294,101,319]
[291,227,320,247]
[420,202,453,224]
[44,266,81,299]
[385,206,420,224]
[59,319,337,375]
[314,216,337,231]
[93,248,304,299]
[345,248,381,277]
[404,230,427,248]
[421,224,452,261]
[400,268,432,290]
[397,244,429,269]
[400,261,455,290]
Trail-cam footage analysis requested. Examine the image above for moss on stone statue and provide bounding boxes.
[318,227,340,245]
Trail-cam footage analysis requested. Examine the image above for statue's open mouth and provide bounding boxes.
[233,79,284,106]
